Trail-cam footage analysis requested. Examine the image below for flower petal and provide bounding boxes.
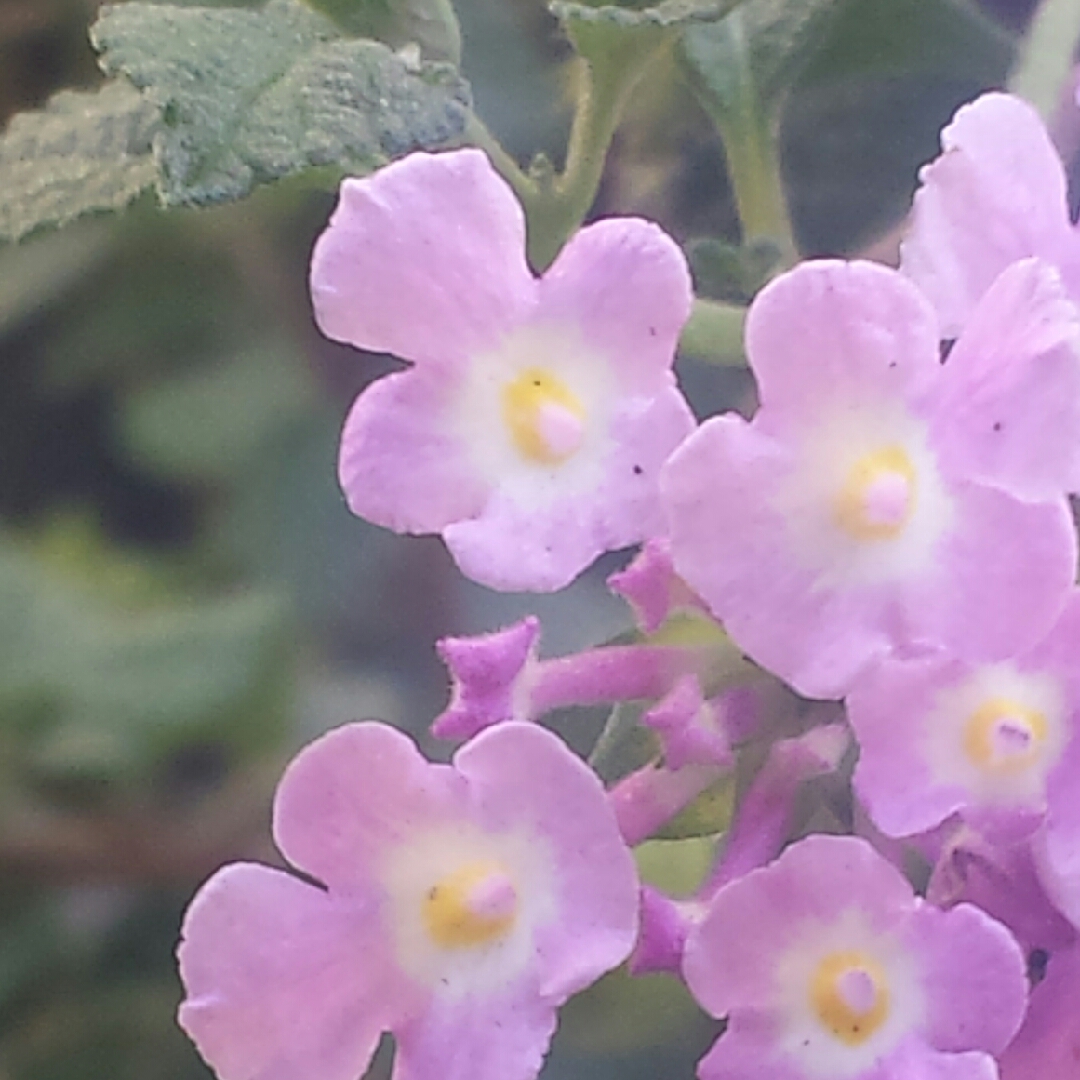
[537,217,692,389]
[910,482,1075,663]
[311,150,535,365]
[444,385,694,592]
[662,413,897,699]
[933,258,1080,501]
[746,260,942,418]
[454,723,639,1000]
[849,653,970,839]
[910,901,1027,1055]
[902,93,1077,336]
[393,984,556,1080]
[998,942,1080,1078]
[178,863,390,1080]
[272,722,468,896]
[684,836,914,1017]
[696,1011,807,1080]
[338,367,489,534]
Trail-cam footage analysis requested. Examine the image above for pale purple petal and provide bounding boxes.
[662,414,897,699]
[933,258,1080,501]
[850,654,988,839]
[273,723,468,896]
[998,942,1080,1078]
[1038,735,1080,928]
[338,367,489,533]
[696,1011,806,1080]
[311,150,535,364]
[684,836,914,1016]
[537,217,692,389]
[865,1041,998,1080]
[910,901,1028,1054]
[177,863,391,1080]
[902,93,1076,336]
[746,260,942,418]
[393,983,556,1080]
[453,722,639,1000]
[910,482,1075,662]
[446,385,694,592]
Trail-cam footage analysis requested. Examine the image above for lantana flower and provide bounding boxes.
[310,149,696,592]
[683,834,1028,1080]
[902,91,1080,338]
[177,721,638,1080]
[662,258,1079,699]
[848,590,1080,843]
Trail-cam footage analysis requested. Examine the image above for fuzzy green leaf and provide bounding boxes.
[551,0,745,28]
[681,0,844,117]
[91,0,471,207]
[303,0,462,64]
[0,82,156,244]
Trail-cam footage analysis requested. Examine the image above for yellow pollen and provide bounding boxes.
[809,951,890,1046]
[834,445,917,541]
[502,368,586,465]
[422,860,517,950]
[963,697,1047,775]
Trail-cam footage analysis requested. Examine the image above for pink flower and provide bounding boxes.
[310,149,696,592]
[177,721,639,1080]
[849,591,1080,844]
[662,258,1078,699]
[902,91,1080,338]
[683,835,1028,1080]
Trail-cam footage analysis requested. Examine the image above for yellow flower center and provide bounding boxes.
[963,697,1047,775]
[809,951,890,1046]
[422,860,518,949]
[502,368,586,465]
[834,445,916,541]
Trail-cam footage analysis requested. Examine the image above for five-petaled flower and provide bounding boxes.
[662,257,1080,699]
[310,149,696,592]
[177,721,638,1080]
[683,835,1028,1080]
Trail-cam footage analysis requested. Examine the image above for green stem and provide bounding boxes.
[679,298,747,365]
[524,28,675,270]
[462,112,539,204]
[1010,0,1080,119]
[695,11,796,261]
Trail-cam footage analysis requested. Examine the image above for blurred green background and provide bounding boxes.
[0,0,1040,1076]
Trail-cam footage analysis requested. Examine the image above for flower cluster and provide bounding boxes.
[178,92,1080,1080]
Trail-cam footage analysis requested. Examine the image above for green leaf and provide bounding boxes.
[0,82,156,244]
[682,0,844,114]
[303,0,462,64]
[551,0,745,28]
[678,0,842,248]
[91,0,471,207]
